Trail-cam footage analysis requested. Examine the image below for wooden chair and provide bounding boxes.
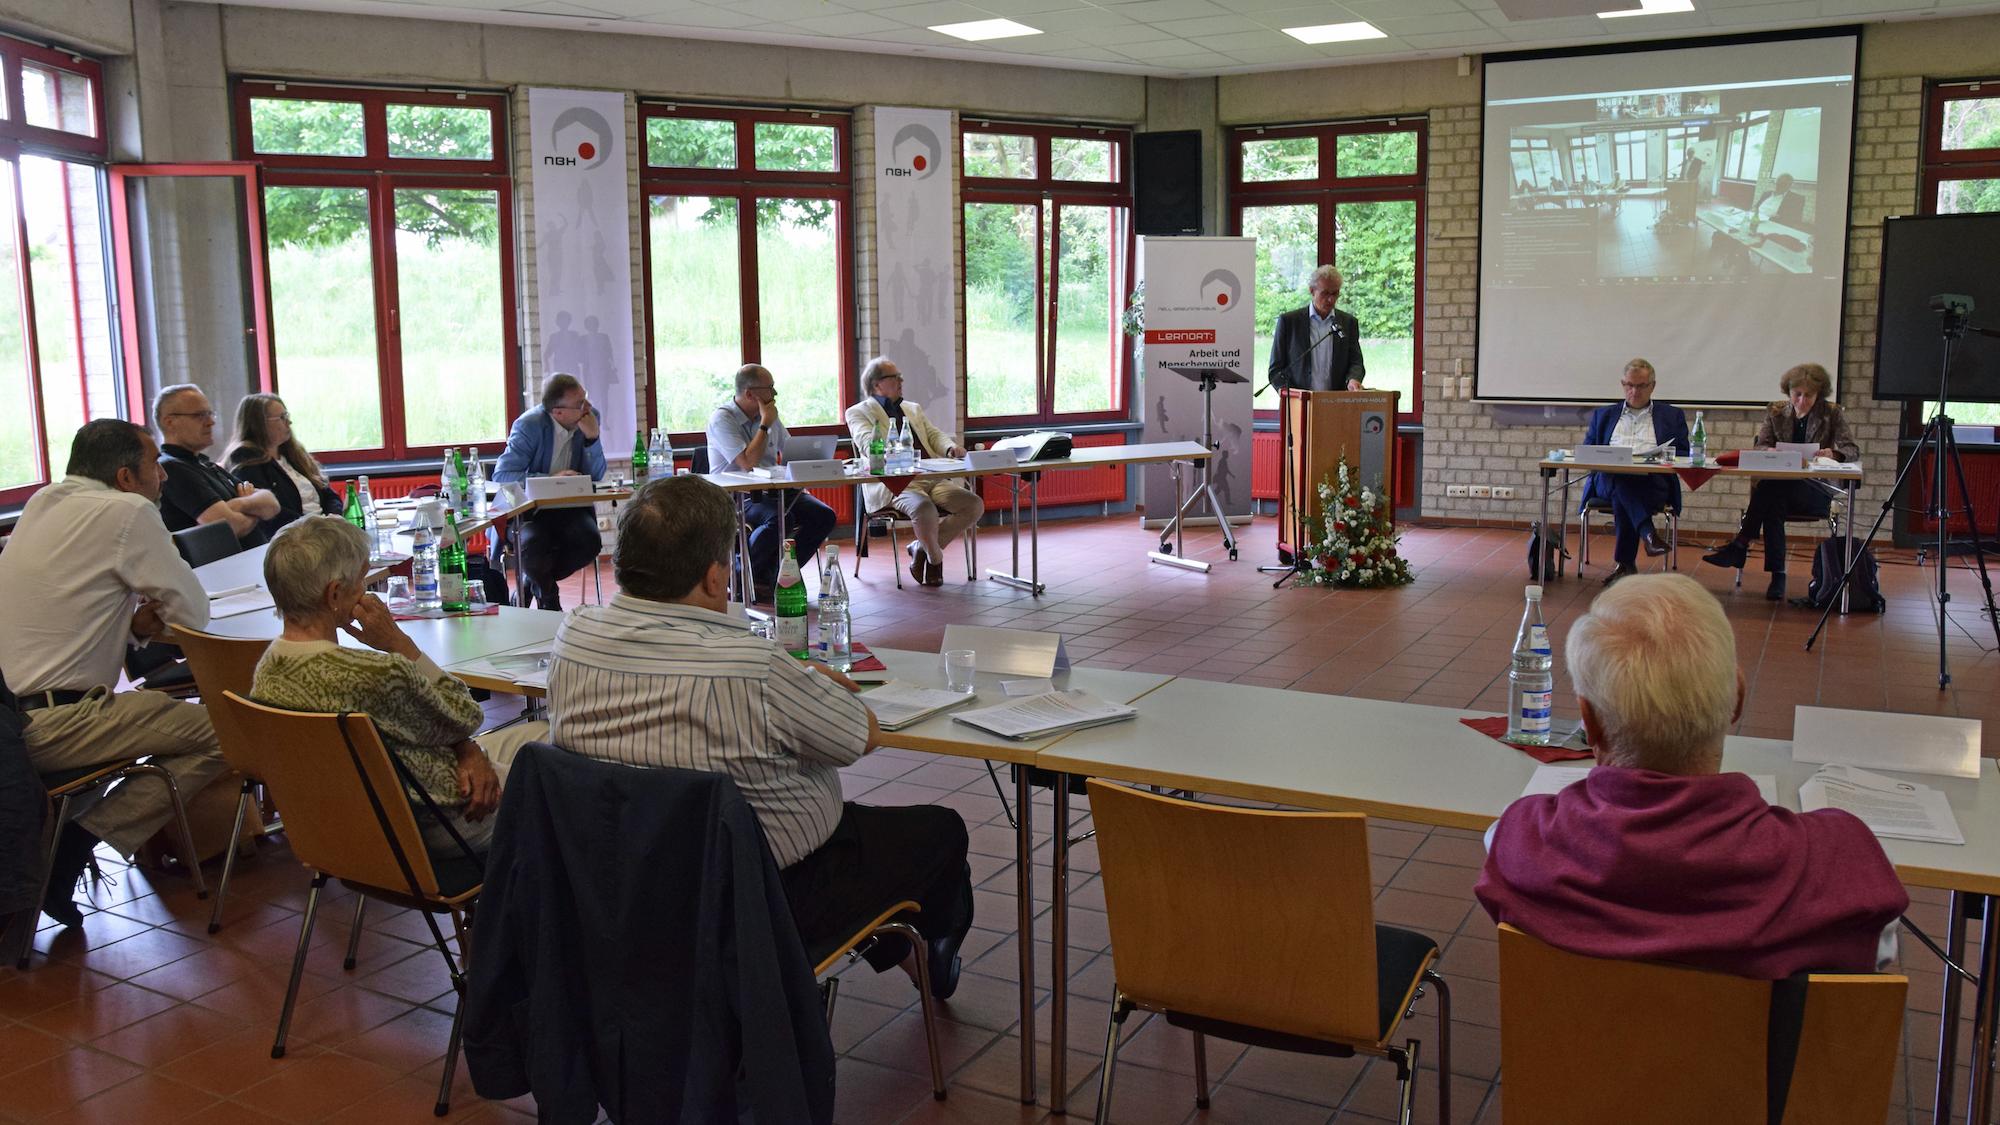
[173,627,275,934]
[17,756,210,969]
[1497,924,1906,1124]
[1086,781,1449,1125]
[808,900,946,1101]
[215,692,481,1117]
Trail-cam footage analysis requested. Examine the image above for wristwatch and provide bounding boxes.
[758,423,771,433]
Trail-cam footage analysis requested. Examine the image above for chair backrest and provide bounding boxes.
[1497,924,1905,1125]
[1086,779,1380,1043]
[689,447,711,475]
[172,521,240,568]
[214,691,447,898]
[174,628,271,771]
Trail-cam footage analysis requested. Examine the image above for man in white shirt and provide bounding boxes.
[845,356,983,586]
[0,420,232,927]
[704,364,837,601]
[549,474,973,998]
[1578,359,1689,584]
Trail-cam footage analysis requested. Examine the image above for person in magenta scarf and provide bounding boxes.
[1474,574,1906,980]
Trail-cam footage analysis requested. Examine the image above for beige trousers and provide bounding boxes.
[893,479,985,563]
[22,688,232,856]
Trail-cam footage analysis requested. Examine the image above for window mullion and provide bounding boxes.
[740,188,761,364]
[372,175,405,458]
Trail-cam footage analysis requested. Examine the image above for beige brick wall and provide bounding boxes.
[1417,78,1922,536]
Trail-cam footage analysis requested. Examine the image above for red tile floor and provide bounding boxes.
[4,516,1997,1124]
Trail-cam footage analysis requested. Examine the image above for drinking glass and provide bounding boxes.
[749,617,775,641]
[466,582,488,614]
[384,576,412,609]
[943,649,977,694]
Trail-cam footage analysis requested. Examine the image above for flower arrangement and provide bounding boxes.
[1296,458,1414,588]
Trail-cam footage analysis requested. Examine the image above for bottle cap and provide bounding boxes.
[1525,585,1542,597]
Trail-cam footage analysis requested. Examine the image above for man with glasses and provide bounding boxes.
[706,364,836,602]
[494,373,607,610]
[1580,358,1688,585]
[153,383,280,548]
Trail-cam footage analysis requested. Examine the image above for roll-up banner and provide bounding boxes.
[528,87,637,447]
[1138,236,1256,525]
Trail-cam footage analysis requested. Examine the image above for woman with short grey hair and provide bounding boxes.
[250,516,505,862]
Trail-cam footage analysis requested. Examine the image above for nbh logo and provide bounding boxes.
[1199,268,1242,309]
[884,122,940,180]
[545,106,613,170]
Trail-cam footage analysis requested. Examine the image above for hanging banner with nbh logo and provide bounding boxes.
[871,107,958,427]
[1138,236,1255,524]
[528,88,636,450]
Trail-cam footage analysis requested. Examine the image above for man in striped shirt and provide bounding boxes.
[549,475,973,998]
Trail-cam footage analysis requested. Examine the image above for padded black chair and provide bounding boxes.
[1576,497,1678,573]
[172,521,240,569]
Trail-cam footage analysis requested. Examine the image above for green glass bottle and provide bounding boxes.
[440,512,470,612]
[632,429,650,484]
[342,480,366,530]
[774,539,809,657]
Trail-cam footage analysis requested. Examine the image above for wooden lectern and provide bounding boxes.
[1278,389,1400,556]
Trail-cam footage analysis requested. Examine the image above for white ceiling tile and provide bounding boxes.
[1374,10,1489,32]
[1708,0,1821,19]
[1342,0,1472,15]
[869,0,1007,25]
[1071,21,1179,42]
[1029,7,1145,29]
[1155,13,1259,33]
[783,10,910,32]
[1196,27,1295,48]
[1114,33,1209,54]
[1402,27,1508,45]
[1107,0,1234,20]
[718,0,849,19]
[972,0,1100,11]
[502,0,623,15]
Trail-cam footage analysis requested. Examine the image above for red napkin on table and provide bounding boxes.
[1675,448,1737,492]
[1459,716,1593,764]
[392,603,502,622]
[788,642,887,672]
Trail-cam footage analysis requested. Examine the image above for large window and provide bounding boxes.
[1229,120,1424,420]
[962,120,1131,424]
[0,39,115,504]
[1723,114,1769,180]
[640,105,852,436]
[1568,137,1600,184]
[1917,81,2000,425]
[1613,130,1647,183]
[232,82,517,461]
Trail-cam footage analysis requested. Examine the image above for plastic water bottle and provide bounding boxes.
[1507,585,1554,745]
[1689,411,1707,467]
[774,539,809,657]
[467,449,488,517]
[648,429,668,478]
[356,476,390,559]
[412,525,443,612]
[815,545,852,671]
[891,419,911,473]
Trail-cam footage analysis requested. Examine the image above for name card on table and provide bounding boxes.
[941,624,1071,677]
[1738,449,1805,471]
[1792,706,1983,779]
[1571,445,1635,466]
[965,448,1017,471]
[782,459,849,483]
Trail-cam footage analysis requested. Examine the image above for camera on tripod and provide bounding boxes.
[1929,293,1975,317]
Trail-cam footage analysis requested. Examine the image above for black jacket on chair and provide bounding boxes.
[224,452,344,538]
[0,682,44,919]
[463,744,835,1125]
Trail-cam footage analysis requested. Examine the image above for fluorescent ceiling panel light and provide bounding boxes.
[1281,21,1387,44]
[1600,0,1694,17]
[930,18,1042,41]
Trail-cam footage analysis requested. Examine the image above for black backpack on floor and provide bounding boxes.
[1804,537,1885,613]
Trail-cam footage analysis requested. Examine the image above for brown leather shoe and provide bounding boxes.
[923,554,944,587]
[1640,525,1670,557]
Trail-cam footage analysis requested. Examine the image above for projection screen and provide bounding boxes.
[1477,32,1857,404]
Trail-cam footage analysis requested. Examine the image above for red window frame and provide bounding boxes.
[1228,119,1427,425]
[232,81,518,463]
[961,119,1134,428]
[0,38,108,506]
[637,103,855,440]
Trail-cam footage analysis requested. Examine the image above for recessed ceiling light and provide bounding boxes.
[1282,21,1387,45]
[930,18,1041,41]
[1599,0,1694,17]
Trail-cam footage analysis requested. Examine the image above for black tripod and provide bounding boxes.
[1806,294,2000,687]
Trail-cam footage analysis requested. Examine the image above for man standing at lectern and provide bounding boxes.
[1269,265,1365,392]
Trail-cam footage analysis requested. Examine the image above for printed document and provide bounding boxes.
[862,681,976,731]
[1799,764,1964,845]
[952,690,1135,740]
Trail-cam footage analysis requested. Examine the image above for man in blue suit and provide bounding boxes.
[1581,359,1688,585]
[493,373,607,609]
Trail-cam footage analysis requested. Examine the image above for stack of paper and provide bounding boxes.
[917,457,966,473]
[1799,764,1965,844]
[455,650,552,690]
[951,690,1135,741]
[863,681,978,731]
[208,586,277,619]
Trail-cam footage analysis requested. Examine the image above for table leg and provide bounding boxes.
[1965,893,1999,1123]
[1540,467,1554,582]
[989,474,1046,594]
[1934,896,1969,1125]
[1015,763,1037,1104]
[733,493,754,602]
[1050,776,1070,1114]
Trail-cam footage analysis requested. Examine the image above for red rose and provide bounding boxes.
[1344,496,1361,508]
[1333,521,1347,533]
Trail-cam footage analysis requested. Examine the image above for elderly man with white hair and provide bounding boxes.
[1267,264,1365,393]
[1474,574,1906,979]
[845,356,984,587]
[250,516,543,863]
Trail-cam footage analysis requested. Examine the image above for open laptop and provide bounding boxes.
[783,434,839,463]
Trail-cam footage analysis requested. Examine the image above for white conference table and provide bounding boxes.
[1037,675,2000,1125]
[1536,455,1864,610]
[707,440,1217,597]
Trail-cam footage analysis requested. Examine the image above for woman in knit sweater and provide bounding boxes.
[251,516,505,860]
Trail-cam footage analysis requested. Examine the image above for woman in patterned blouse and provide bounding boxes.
[251,516,505,861]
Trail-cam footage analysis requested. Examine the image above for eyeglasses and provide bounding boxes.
[1619,382,1654,391]
[266,412,292,424]
[165,410,218,421]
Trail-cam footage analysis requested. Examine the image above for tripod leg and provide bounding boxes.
[1806,416,1941,653]
[1942,426,2000,652]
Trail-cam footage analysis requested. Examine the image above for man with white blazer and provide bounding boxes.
[844,357,984,587]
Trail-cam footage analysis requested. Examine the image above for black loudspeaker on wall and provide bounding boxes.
[1134,130,1203,236]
